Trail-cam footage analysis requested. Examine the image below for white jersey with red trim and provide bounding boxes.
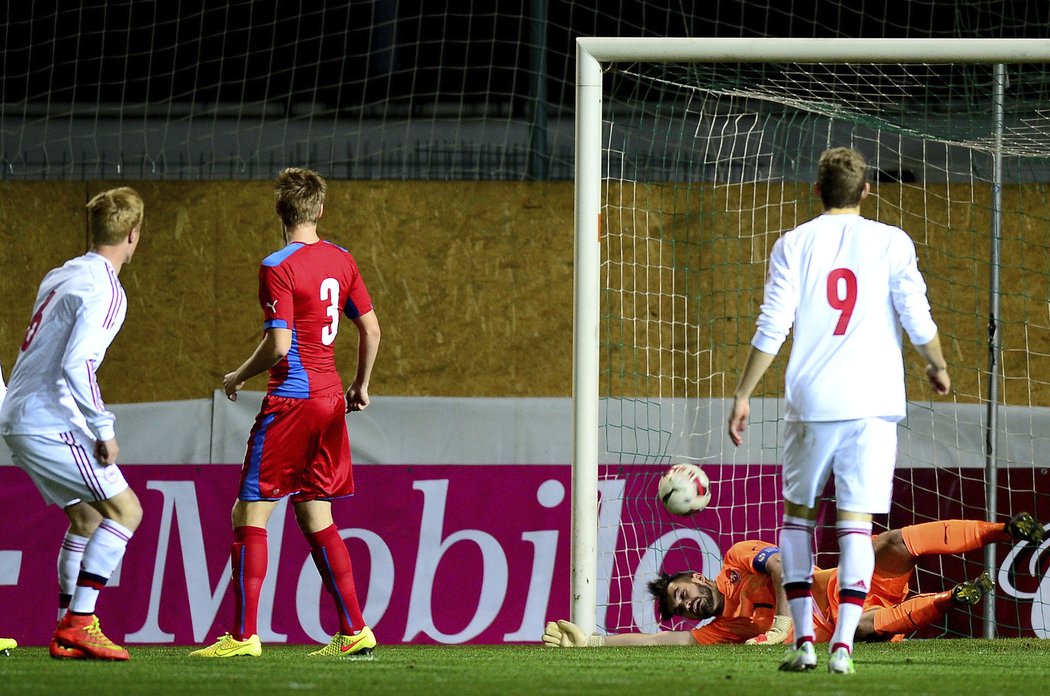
[751,214,938,422]
[0,252,126,440]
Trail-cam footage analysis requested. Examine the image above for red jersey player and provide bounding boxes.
[191,167,381,659]
[543,514,1044,649]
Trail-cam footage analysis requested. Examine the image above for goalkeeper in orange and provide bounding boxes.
[543,514,1044,650]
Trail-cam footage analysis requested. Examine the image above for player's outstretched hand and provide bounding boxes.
[543,620,604,647]
[542,620,574,647]
[745,614,792,645]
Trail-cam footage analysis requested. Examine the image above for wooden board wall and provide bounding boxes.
[0,181,575,402]
[0,180,1047,405]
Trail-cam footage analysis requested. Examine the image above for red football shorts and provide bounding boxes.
[238,393,354,502]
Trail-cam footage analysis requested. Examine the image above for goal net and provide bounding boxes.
[573,38,1050,640]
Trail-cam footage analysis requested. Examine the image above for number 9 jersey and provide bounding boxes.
[258,240,373,399]
[751,214,939,422]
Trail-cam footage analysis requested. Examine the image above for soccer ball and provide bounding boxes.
[658,463,712,516]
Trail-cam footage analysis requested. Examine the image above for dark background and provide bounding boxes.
[5,1,1048,112]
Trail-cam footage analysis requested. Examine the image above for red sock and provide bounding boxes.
[231,525,268,641]
[872,591,953,636]
[307,524,365,634]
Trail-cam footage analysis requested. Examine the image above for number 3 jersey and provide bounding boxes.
[259,240,372,399]
[752,214,939,422]
[0,252,126,441]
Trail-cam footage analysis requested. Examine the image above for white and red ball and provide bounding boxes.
[657,463,712,516]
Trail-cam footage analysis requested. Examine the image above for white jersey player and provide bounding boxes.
[755,214,939,422]
[1,252,126,445]
[728,147,951,675]
[0,187,145,661]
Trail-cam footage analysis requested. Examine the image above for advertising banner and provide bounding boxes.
[0,463,1046,645]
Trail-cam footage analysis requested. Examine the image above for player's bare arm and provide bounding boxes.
[728,347,777,446]
[542,620,695,647]
[346,310,381,412]
[223,328,292,401]
[605,630,696,646]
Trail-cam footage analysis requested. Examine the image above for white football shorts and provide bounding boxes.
[4,431,129,508]
[781,417,898,514]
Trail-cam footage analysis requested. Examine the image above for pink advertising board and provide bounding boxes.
[0,465,573,646]
[0,463,1045,645]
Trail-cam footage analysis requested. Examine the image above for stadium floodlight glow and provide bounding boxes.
[573,37,1050,639]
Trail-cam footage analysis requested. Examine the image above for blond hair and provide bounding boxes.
[817,147,867,209]
[86,187,144,247]
[274,167,326,228]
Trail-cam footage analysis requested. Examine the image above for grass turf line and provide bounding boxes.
[0,639,1047,695]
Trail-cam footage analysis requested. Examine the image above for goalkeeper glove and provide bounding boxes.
[542,620,605,647]
[745,615,792,645]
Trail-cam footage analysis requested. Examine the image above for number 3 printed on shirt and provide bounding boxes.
[826,268,857,335]
[320,277,341,345]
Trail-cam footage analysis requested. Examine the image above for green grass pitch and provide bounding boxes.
[0,640,1047,694]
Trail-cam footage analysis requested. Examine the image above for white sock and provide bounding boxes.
[58,532,89,616]
[831,603,863,654]
[69,519,133,615]
[830,519,874,652]
[779,514,816,644]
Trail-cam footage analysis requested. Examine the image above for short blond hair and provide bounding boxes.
[817,147,867,209]
[274,167,326,228]
[86,187,144,247]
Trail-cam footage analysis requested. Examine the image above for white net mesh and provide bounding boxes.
[596,58,1050,638]
[6,3,1049,181]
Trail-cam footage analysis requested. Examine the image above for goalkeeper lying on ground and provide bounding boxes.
[544,514,1045,647]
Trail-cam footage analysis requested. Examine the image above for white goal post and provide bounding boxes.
[572,37,1050,638]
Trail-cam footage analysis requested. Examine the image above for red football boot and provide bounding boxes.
[53,614,130,661]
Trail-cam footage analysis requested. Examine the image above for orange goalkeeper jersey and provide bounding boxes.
[689,536,913,645]
[690,540,780,645]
